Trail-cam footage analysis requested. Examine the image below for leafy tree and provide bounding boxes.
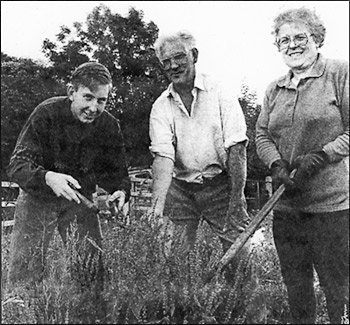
[42,4,168,167]
[238,84,269,180]
[1,53,66,178]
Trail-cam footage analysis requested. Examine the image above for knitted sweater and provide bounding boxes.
[256,54,349,213]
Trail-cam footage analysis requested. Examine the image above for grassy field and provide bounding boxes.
[1,208,330,324]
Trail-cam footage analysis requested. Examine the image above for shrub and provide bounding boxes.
[1,211,329,324]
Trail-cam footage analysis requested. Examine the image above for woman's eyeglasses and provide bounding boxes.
[276,33,313,50]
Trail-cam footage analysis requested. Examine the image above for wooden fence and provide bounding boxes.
[2,169,272,229]
[1,181,19,228]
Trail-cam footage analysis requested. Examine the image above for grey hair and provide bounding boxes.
[272,7,326,48]
[153,30,196,58]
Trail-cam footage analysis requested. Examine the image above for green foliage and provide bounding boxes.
[1,53,66,177]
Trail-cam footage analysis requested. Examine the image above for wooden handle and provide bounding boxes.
[75,190,99,212]
[68,182,100,213]
[204,169,297,283]
[219,183,285,267]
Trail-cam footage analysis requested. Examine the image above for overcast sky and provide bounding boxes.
[1,1,349,103]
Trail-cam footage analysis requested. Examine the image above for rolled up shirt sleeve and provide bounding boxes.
[149,100,176,161]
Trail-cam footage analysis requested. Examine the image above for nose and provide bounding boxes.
[288,39,298,48]
[170,58,180,69]
[88,99,98,112]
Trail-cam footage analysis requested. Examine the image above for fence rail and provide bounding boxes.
[1,170,272,228]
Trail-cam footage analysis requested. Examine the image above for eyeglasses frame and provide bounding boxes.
[159,50,193,70]
[275,33,314,51]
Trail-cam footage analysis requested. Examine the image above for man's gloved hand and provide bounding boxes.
[291,150,329,188]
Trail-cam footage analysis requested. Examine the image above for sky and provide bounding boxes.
[1,1,349,103]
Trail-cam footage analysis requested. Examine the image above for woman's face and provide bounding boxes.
[276,22,319,72]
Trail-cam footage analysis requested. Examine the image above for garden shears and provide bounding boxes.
[68,182,132,231]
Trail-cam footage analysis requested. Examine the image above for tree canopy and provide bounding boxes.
[1,53,66,175]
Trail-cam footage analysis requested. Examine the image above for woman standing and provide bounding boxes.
[256,7,349,324]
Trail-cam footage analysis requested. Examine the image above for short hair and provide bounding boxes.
[70,61,112,90]
[153,30,196,58]
[272,7,326,48]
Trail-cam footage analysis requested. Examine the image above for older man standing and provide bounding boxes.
[149,30,250,283]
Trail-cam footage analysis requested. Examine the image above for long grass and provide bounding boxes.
[1,209,329,324]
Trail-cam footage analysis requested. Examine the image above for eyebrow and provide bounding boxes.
[83,92,108,100]
[161,51,186,60]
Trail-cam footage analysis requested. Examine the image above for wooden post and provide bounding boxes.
[265,176,272,198]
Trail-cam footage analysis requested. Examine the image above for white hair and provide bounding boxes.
[153,30,197,58]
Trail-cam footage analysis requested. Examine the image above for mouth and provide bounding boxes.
[288,52,303,58]
[83,111,97,121]
[170,71,184,78]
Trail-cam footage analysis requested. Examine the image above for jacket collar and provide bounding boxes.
[277,53,326,88]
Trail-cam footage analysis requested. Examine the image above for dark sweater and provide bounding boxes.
[7,96,131,201]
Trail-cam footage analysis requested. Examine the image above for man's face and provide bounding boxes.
[158,42,197,87]
[68,84,110,123]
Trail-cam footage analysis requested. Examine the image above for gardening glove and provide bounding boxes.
[291,150,329,189]
[270,159,295,191]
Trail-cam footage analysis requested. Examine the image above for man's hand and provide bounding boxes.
[291,151,329,188]
[45,171,81,203]
[146,197,166,228]
[148,155,173,227]
[225,201,250,234]
[106,190,126,211]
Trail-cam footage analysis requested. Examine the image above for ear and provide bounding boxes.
[67,84,75,100]
[191,48,199,64]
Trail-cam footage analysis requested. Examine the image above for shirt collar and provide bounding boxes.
[277,53,326,88]
[165,72,206,98]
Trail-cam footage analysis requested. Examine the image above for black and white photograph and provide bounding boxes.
[1,1,349,324]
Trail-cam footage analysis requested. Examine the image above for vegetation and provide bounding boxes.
[1,53,66,174]
[1,208,330,324]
